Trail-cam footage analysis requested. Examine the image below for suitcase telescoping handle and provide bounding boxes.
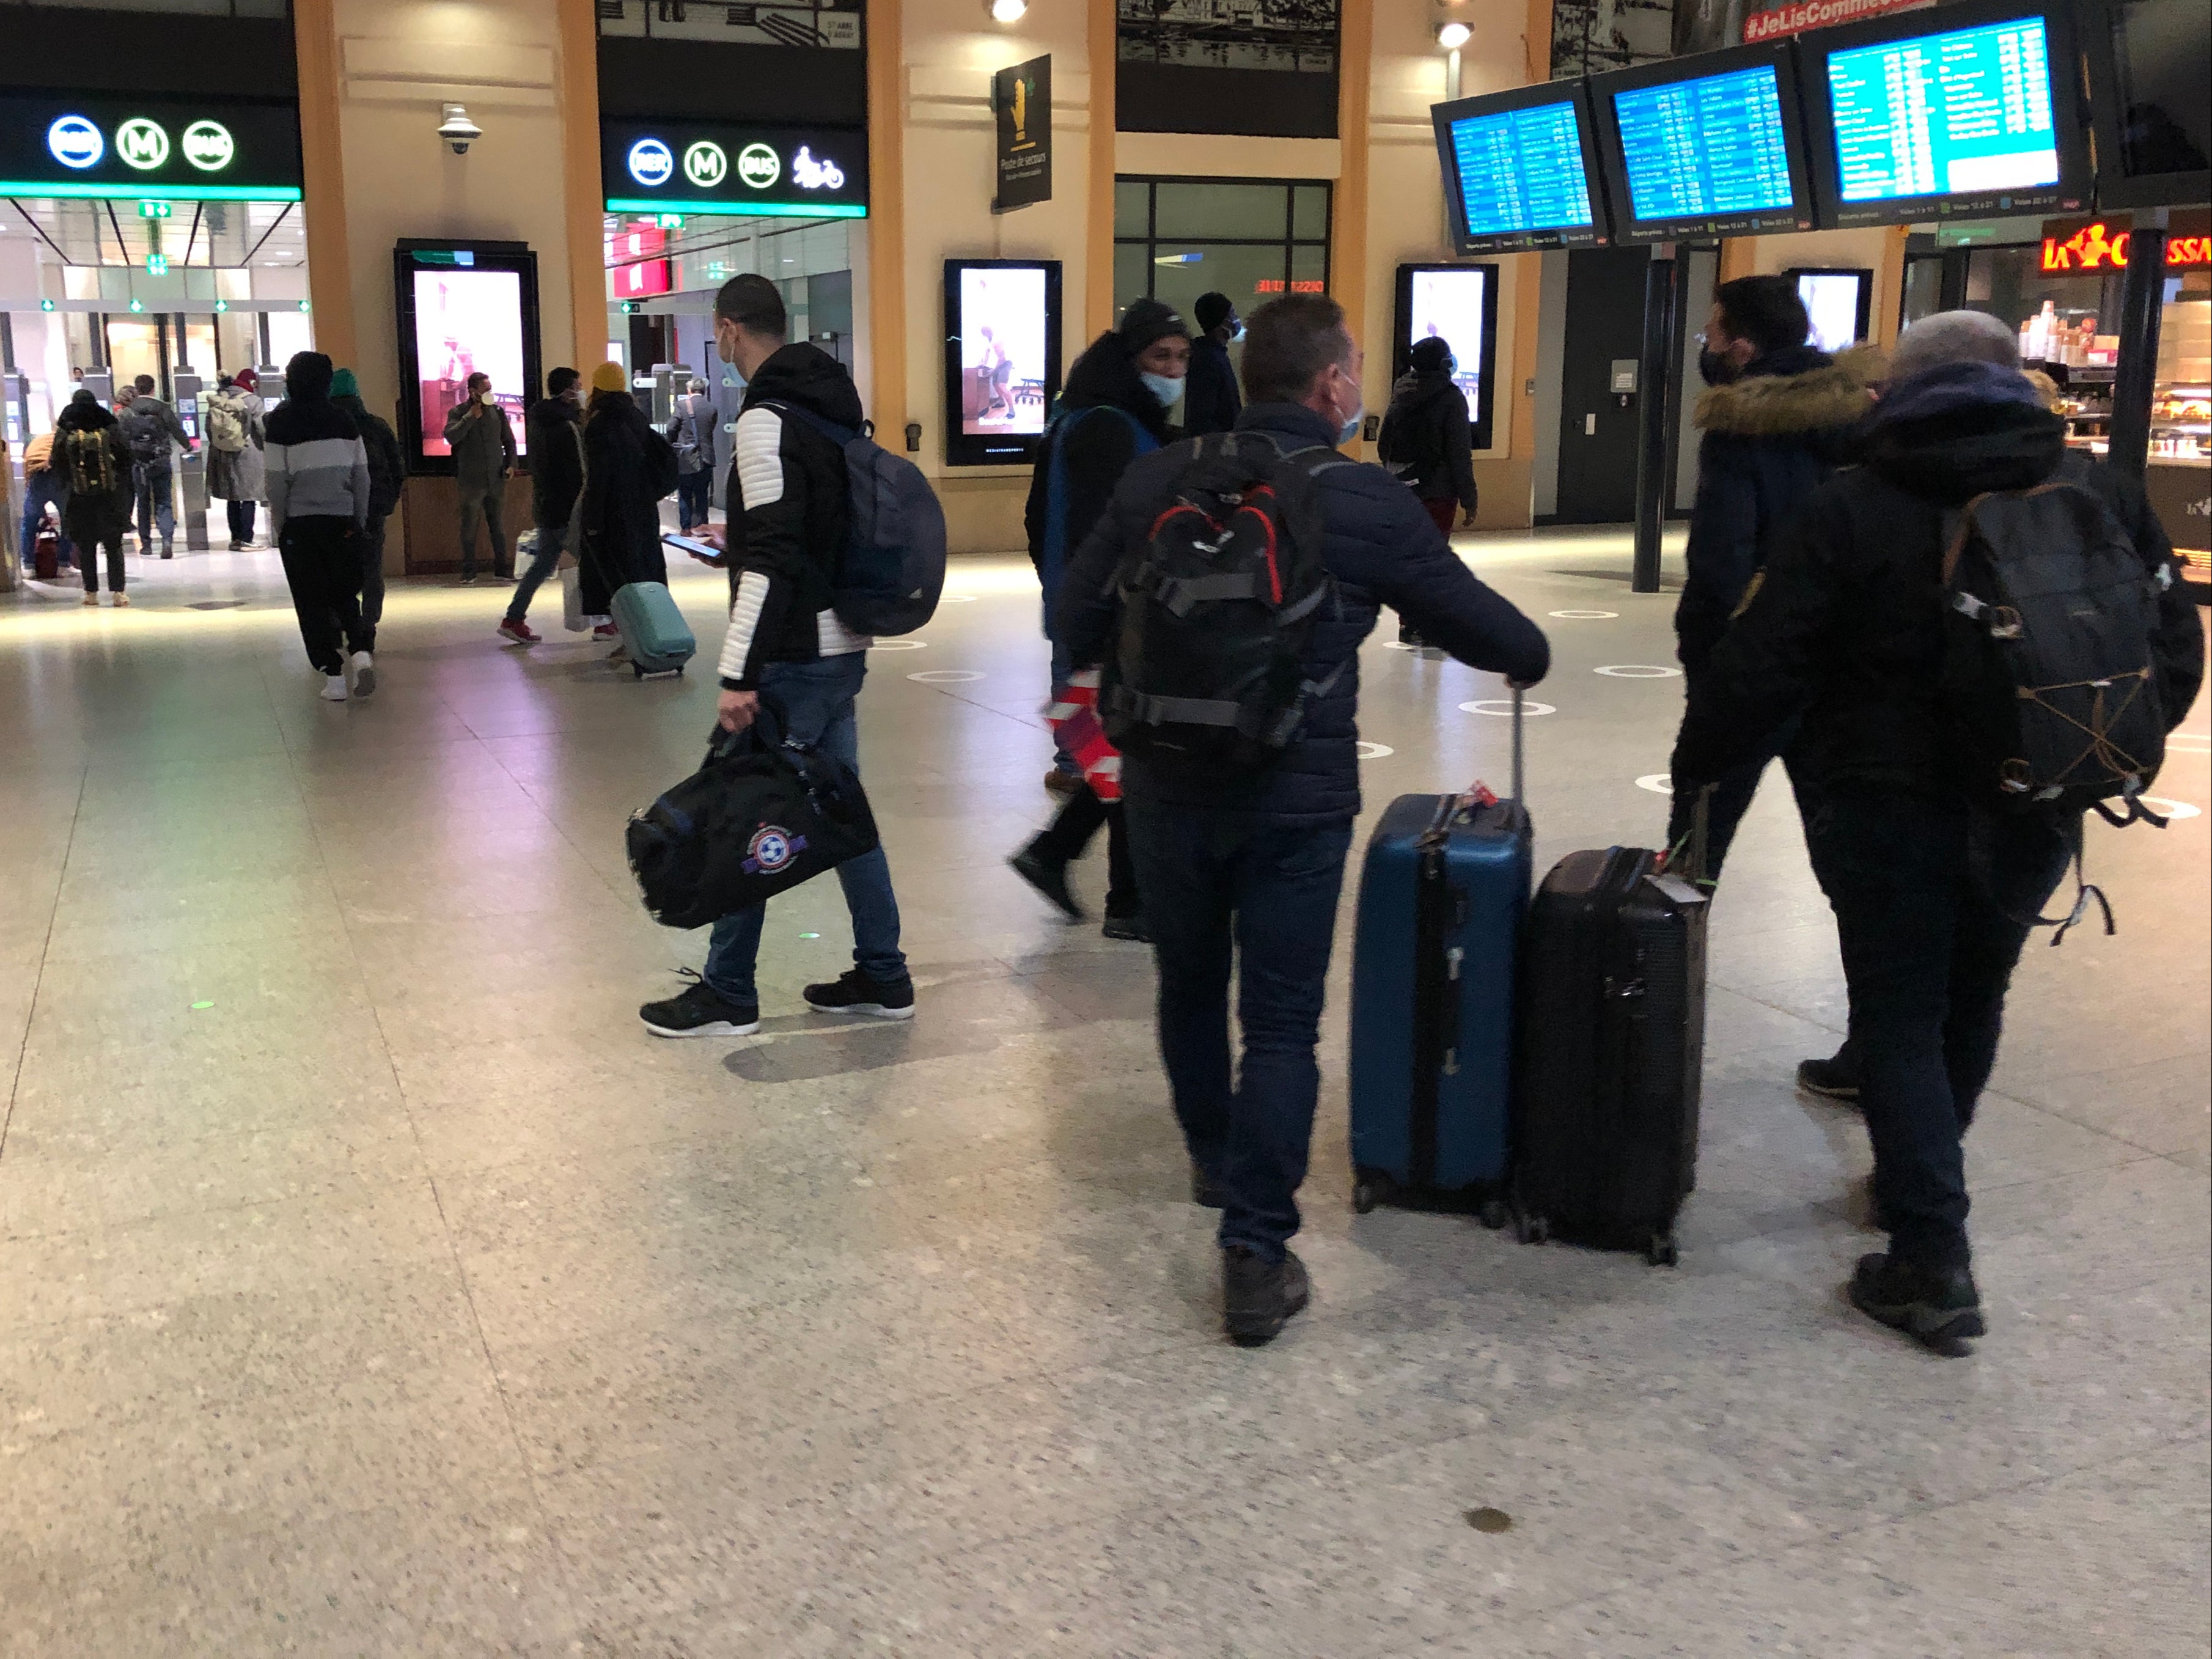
[1511,686,1524,808]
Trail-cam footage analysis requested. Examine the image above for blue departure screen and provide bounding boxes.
[1827,15,2060,203]
[1448,100,1595,240]
[1614,64,1797,224]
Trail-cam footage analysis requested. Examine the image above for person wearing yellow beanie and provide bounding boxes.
[590,361,626,394]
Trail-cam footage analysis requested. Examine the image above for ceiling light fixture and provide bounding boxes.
[989,0,1026,20]
[1435,20,1472,48]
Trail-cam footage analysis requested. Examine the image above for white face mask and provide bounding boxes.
[480,390,496,405]
[1141,371,1185,408]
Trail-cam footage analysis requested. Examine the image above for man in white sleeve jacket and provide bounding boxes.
[265,350,375,701]
[638,274,914,1039]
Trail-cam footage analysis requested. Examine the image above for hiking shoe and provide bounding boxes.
[1848,1253,1985,1355]
[320,674,348,701]
[1224,1246,1309,1347]
[639,977,760,1038]
[349,650,376,697]
[1798,1048,1860,1102]
[112,592,130,608]
[82,592,98,606]
[1010,847,1084,921]
[1102,912,1152,943]
[498,617,540,645]
[803,968,916,1020]
[1192,1166,1228,1208]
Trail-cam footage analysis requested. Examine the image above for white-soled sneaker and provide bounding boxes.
[320,674,349,702]
[350,650,376,697]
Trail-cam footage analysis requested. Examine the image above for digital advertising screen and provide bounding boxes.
[1802,1,2090,227]
[391,242,542,476]
[1791,268,1872,353]
[1431,83,1609,256]
[1592,45,1817,242]
[2082,0,2211,210]
[942,259,1062,467]
[1395,264,1499,452]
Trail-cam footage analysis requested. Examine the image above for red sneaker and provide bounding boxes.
[592,622,621,640]
[498,617,540,645]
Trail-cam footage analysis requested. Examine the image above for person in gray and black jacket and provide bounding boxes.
[266,350,375,701]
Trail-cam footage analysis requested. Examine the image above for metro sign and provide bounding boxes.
[45,112,236,174]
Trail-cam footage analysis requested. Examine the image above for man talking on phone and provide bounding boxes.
[443,370,516,583]
[637,273,915,1040]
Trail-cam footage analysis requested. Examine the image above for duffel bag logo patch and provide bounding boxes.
[743,824,806,875]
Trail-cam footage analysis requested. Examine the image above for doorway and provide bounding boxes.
[1552,246,1652,526]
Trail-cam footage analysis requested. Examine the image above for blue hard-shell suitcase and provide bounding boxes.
[611,581,696,678]
[1348,697,1530,1221]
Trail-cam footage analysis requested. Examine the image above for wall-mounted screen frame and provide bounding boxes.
[392,240,542,477]
[942,258,1062,468]
[1799,0,2093,230]
[2081,0,2211,211]
[1392,263,1500,454]
[1788,266,1874,353]
[1589,42,1818,244]
[1431,79,1611,256]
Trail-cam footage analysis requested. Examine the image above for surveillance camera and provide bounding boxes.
[438,103,482,156]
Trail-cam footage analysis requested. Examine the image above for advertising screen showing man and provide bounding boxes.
[413,270,529,461]
[958,267,1048,437]
[1408,267,1488,425]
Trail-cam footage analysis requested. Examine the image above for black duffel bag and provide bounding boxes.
[626,705,880,929]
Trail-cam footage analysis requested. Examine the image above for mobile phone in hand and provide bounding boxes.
[662,532,722,562]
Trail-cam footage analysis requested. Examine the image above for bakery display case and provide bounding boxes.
[2147,280,2210,594]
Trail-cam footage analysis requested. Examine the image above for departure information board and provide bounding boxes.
[1609,61,1803,236]
[1433,87,1606,254]
[1829,16,2058,204]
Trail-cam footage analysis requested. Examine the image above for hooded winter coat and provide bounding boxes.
[263,353,369,539]
[1377,368,1477,513]
[524,395,586,531]
[331,392,405,521]
[1023,331,1175,625]
[715,343,870,690]
[1055,400,1551,826]
[575,389,677,614]
[204,383,266,502]
[54,397,133,539]
[1674,344,1878,671]
[1182,332,1243,438]
[1672,361,2205,799]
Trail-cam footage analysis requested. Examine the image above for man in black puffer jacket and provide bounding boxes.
[1057,293,1551,1345]
[1674,312,2202,1355]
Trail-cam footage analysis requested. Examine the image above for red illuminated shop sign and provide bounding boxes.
[1742,0,1930,42]
[2040,211,2212,274]
[611,258,671,300]
[604,226,667,265]
[1253,279,1327,294]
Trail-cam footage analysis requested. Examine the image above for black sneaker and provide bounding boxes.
[1223,1245,1309,1347]
[1101,912,1151,943]
[1798,1048,1861,1102]
[639,977,760,1039]
[1191,1166,1228,1208]
[804,968,916,1020]
[1848,1252,1985,1355]
[1010,847,1084,921]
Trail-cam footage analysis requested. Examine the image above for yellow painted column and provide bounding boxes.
[1086,0,1117,340]
[557,0,606,375]
[867,0,906,436]
[1334,0,1372,440]
[1875,224,1909,350]
[293,0,356,369]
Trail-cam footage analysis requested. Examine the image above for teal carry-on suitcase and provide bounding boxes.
[612,581,695,678]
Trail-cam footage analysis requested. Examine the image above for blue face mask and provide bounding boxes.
[1337,400,1363,446]
[1141,372,1185,408]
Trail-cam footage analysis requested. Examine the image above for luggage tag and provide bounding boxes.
[1646,872,1708,907]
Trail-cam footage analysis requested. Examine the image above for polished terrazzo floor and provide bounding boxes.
[1,529,2206,1657]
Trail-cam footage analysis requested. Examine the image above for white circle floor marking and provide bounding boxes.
[1549,609,1620,620]
[908,669,983,684]
[1383,640,1417,650]
[1356,741,1394,759]
[938,594,977,603]
[2166,732,2210,753]
[870,639,928,650]
[1635,773,1672,794]
[1460,699,1556,717]
[2140,796,2202,820]
[1595,664,1681,679]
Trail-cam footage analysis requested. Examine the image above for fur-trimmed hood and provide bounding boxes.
[1694,344,1882,438]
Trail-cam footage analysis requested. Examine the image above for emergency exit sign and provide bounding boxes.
[138,199,169,218]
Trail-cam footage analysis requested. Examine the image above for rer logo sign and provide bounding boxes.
[626,137,674,188]
[736,142,780,189]
[46,114,103,169]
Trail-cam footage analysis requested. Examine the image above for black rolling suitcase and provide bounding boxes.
[1513,806,1709,1266]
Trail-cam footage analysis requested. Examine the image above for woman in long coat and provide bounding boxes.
[575,361,676,618]
[204,368,268,548]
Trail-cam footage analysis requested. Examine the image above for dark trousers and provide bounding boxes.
[1420,495,1457,537]
[68,512,126,594]
[134,463,175,551]
[676,469,711,531]
[1668,667,1809,880]
[1028,784,1139,918]
[226,497,258,545]
[279,517,371,673]
[357,513,388,629]
[457,484,507,578]
[1125,805,1354,1260]
[1805,790,2071,1270]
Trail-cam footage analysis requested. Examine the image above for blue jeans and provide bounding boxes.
[702,654,906,1004]
[1805,790,2071,1269]
[134,464,175,550]
[1125,805,1354,1260]
[20,471,73,567]
[506,519,565,624]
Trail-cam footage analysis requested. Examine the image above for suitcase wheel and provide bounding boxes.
[1351,1171,1393,1215]
[1479,1198,1510,1232]
[632,663,646,680]
[1645,1232,1678,1268]
[1516,1212,1549,1246]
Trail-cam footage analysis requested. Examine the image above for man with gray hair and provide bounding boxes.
[1673,312,2202,1353]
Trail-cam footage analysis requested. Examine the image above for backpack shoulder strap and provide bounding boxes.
[1940,490,1997,587]
[759,398,860,449]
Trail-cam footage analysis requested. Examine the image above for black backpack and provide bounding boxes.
[119,403,167,465]
[1377,384,1447,485]
[1101,431,1348,770]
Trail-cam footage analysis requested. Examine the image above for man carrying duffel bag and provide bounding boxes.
[638,274,922,1037]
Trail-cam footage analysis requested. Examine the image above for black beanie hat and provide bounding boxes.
[1118,297,1188,356]
[1192,292,1235,335]
[1411,336,1454,373]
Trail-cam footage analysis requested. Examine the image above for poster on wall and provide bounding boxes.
[993,55,1051,213]
[391,242,542,476]
[943,259,1062,466]
[1115,0,1339,139]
